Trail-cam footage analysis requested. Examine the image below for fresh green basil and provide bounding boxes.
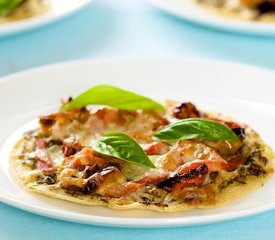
[60,84,164,112]
[153,118,240,142]
[94,132,155,168]
[0,0,22,17]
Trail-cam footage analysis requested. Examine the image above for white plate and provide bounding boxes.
[147,0,275,35]
[1,59,275,228]
[0,0,93,37]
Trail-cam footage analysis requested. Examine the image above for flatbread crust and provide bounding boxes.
[10,117,275,212]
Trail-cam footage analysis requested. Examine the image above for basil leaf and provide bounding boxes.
[60,85,164,112]
[153,118,240,142]
[0,0,22,17]
[94,132,155,168]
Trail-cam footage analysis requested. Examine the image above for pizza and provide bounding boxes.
[195,0,275,21]
[10,85,275,212]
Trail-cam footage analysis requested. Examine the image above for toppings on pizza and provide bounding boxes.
[10,85,275,211]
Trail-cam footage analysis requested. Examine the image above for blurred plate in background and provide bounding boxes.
[147,0,275,36]
[0,0,93,37]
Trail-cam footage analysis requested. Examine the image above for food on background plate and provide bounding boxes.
[0,0,50,24]
[196,0,275,21]
[10,85,275,211]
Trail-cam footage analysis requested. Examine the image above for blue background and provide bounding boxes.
[1,0,275,239]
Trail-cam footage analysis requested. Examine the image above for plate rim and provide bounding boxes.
[1,58,275,227]
[1,57,275,84]
[146,0,275,35]
[1,192,275,227]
